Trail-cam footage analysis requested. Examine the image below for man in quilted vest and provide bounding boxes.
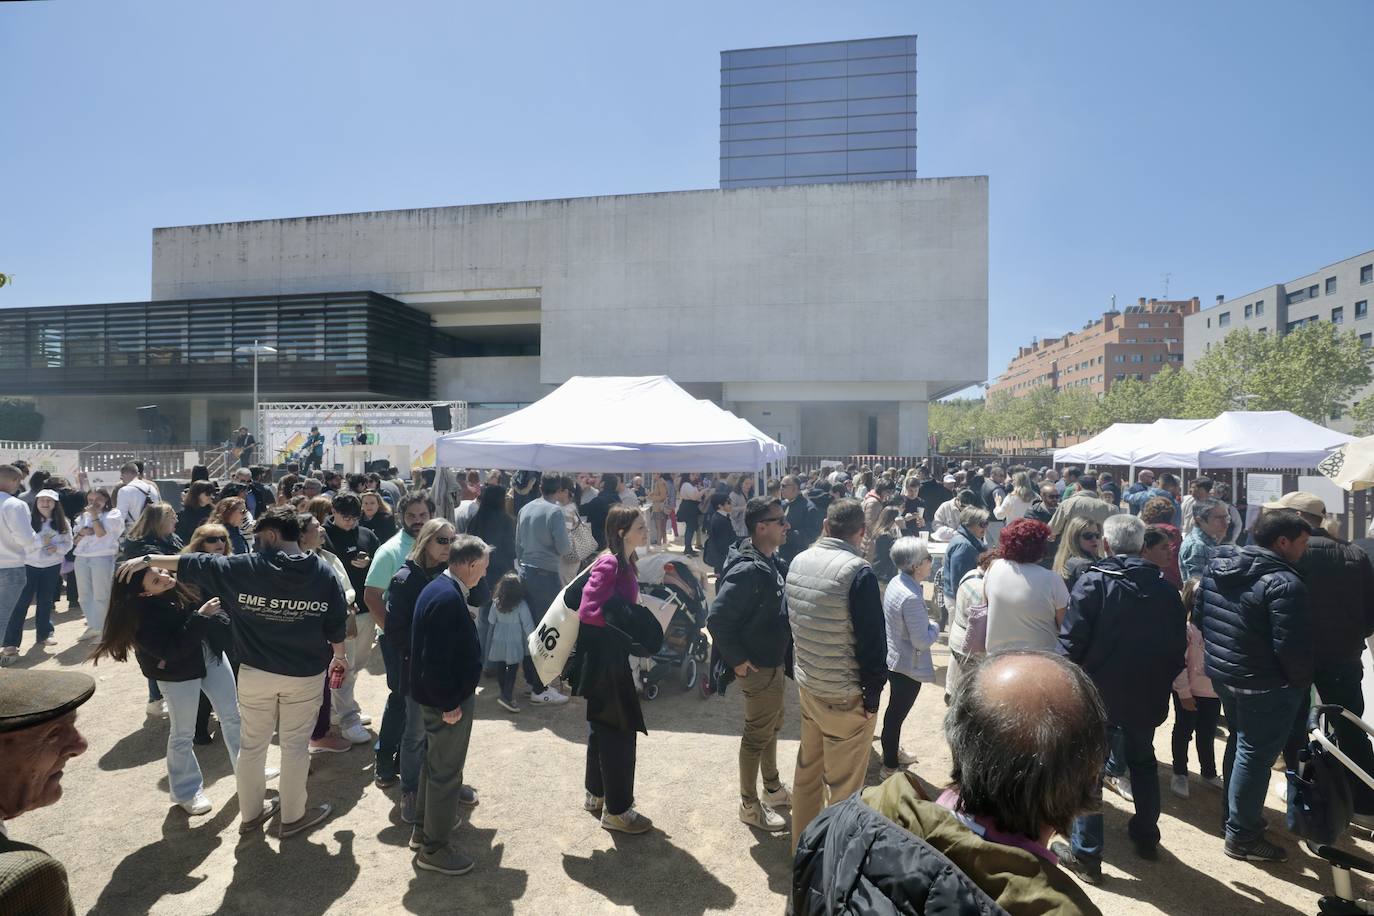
[785,498,888,851]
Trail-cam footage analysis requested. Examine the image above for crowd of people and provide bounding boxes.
[1,451,1371,915]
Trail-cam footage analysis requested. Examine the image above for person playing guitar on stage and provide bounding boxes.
[232,426,256,468]
[303,425,327,472]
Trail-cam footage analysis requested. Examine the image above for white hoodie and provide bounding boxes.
[73,508,124,558]
[27,519,74,569]
[0,492,36,569]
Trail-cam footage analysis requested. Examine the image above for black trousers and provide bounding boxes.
[1170,691,1222,778]
[881,673,922,769]
[586,721,637,816]
[680,510,700,553]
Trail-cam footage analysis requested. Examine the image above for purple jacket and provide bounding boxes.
[578,553,639,627]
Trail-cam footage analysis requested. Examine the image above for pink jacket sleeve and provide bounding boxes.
[1173,624,1200,700]
[577,554,621,626]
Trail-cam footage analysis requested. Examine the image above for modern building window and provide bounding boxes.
[1139,321,1150,328]
[1310,284,1320,298]
[1130,353,1144,363]
[1287,289,1309,305]
[1258,327,1269,335]
[1115,373,1126,381]
[1113,354,1125,363]
[1363,265,1373,285]
[1244,304,1253,318]
[1218,312,1231,327]
[1333,307,1345,324]
[1152,353,1164,363]
[1134,373,1144,381]
[1327,277,1338,295]
[1206,318,1211,328]
[1255,300,1265,316]
[1363,333,1372,349]
[1359,300,1369,319]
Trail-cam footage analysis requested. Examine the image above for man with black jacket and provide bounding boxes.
[409,535,488,877]
[785,498,888,852]
[1197,509,1312,863]
[118,506,348,839]
[1268,492,1374,823]
[221,467,273,521]
[708,497,794,832]
[779,476,819,564]
[1054,515,1187,882]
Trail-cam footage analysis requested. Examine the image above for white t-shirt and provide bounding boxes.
[678,481,700,503]
[984,558,1070,653]
[116,479,159,525]
[994,493,1035,522]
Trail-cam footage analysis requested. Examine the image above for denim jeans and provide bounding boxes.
[401,694,428,794]
[374,631,406,777]
[74,554,115,630]
[4,565,60,647]
[0,567,27,646]
[1071,722,1162,865]
[159,646,241,803]
[1216,682,1305,845]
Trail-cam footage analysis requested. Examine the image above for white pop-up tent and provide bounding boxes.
[435,376,786,472]
[1053,423,1152,465]
[1130,411,1351,469]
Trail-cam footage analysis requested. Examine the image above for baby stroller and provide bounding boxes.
[1288,704,1374,914]
[637,559,710,700]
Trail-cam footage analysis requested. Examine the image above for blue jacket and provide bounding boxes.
[410,573,483,712]
[1198,546,1312,691]
[1124,485,1181,526]
[943,526,987,604]
[1059,555,1187,728]
[1178,527,1219,582]
[883,572,939,682]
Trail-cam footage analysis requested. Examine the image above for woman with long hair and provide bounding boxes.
[569,504,663,835]
[729,476,754,538]
[360,490,398,544]
[120,503,183,560]
[994,472,1036,523]
[210,498,250,555]
[275,474,301,507]
[176,481,217,543]
[72,487,124,640]
[869,506,904,581]
[90,565,239,815]
[183,524,234,745]
[1140,496,1184,588]
[2,489,72,659]
[306,495,333,528]
[1052,517,1104,590]
[675,473,702,558]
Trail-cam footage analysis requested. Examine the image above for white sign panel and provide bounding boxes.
[0,449,81,481]
[1245,473,1283,529]
[1298,475,1346,516]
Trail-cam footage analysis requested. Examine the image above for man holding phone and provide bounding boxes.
[325,493,381,744]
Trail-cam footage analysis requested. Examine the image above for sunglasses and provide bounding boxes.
[435,536,455,545]
[1079,532,1101,541]
[202,536,227,545]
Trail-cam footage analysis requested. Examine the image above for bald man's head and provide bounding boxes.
[945,651,1106,839]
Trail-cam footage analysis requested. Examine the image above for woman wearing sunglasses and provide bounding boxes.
[1053,517,1104,591]
[184,524,235,745]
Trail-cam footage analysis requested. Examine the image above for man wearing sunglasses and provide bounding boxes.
[707,496,794,833]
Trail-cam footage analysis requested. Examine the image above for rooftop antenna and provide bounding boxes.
[1161,272,1172,298]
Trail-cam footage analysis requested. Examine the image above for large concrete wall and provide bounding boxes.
[152,180,988,394]
[433,356,546,405]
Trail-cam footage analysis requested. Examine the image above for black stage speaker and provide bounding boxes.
[431,404,452,432]
[137,404,159,433]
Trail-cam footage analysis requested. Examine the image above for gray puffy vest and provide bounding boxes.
[786,537,869,701]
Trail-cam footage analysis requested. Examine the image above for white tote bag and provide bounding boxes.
[527,565,593,684]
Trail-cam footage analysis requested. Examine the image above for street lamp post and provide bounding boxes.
[235,339,278,456]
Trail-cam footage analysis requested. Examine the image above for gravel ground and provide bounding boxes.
[12,577,1374,915]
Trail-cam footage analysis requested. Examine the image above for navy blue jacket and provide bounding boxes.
[707,540,791,670]
[1059,555,1187,729]
[1198,545,1312,691]
[410,573,483,712]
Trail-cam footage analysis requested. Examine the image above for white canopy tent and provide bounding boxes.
[1129,411,1351,470]
[1052,423,1151,465]
[435,375,786,472]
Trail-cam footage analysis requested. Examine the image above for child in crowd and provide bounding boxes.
[488,573,535,713]
[1170,578,1223,798]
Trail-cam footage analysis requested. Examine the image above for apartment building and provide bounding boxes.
[989,297,1198,399]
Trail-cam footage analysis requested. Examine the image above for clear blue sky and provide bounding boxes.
[3,0,1371,386]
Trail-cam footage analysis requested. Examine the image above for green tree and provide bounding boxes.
[1261,322,1374,423]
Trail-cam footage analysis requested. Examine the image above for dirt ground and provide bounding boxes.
[12,570,1374,915]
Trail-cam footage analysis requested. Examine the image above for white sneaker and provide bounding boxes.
[147,700,168,718]
[740,800,785,831]
[1104,774,1134,803]
[357,714,372,726]
[1170,774,1190,799]
[42,636,58,646]
[584,792,604,815]
[79,627,101,642]
[529,688,570,706]
[341,722,372,745]
[179,792,212,816]
[761,783,792,808]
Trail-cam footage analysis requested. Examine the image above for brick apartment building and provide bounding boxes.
[991,297,1199,398]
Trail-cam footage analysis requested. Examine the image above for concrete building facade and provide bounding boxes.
[143,178,987,456]
[1183,247,1374,430]
[990,297,1198,399]
[720,36,917,189]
